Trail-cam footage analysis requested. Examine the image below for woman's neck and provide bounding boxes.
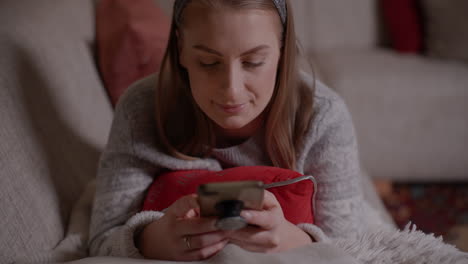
[214,114,265,148]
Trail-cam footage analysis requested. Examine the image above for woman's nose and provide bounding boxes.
[221,65,243,98]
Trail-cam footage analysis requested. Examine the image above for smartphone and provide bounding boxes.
[197,181,264,217]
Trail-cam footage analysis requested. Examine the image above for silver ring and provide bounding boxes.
[184,236,192,250]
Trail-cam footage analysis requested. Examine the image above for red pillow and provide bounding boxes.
[96,0,170,106]
[142,166,315,225]
[381,0,422,53]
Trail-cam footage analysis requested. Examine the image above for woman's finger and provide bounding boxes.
[184,208,198,219]
[166,194,200,218]
[184,231,228,250]
[174,217,219,236]
[239,190,284,229]
[240,209,278,230]
[183,239,229,261]
[261,190,281,210]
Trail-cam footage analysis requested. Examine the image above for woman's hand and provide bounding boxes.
[226,190,313,253]
[138,194,229,261]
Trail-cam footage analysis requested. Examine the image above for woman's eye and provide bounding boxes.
[243,61,264,68]
[199,61,220,68]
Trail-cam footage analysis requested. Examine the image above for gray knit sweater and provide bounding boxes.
[88,72,387,257]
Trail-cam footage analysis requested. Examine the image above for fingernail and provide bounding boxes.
[241,211,251,219]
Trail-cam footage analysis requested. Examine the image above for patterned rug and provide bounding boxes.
[381,182,468,252]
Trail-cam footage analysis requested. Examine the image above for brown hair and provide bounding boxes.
[154,0,314,170]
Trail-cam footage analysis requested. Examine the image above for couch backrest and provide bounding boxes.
[154,0,379,52]
[0,0,112,261]
[291,0,379,52]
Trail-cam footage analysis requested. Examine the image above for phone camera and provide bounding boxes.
[214,200,247,230]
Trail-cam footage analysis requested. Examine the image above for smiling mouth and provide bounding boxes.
[216,103,246,114]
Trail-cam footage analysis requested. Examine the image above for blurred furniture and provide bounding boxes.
[0,0,113,262]
[291,0,468,182]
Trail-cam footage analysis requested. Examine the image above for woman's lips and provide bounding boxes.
[216,103,246,114]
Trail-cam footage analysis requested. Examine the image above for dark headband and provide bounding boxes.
[174,0,287,26]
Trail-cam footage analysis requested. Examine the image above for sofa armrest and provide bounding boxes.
[0,0,113,262]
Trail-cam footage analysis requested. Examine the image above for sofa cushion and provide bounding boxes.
[420,0,468,63]
[143,166,315,225]
[381,0,422,53]
[96,0,170,106]
[312,49,468,181]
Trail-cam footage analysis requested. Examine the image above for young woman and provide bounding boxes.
[89,0,388,261]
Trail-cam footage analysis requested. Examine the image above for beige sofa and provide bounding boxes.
[290,0,468,182]
[5,0,450,263]
[0,0,112,262]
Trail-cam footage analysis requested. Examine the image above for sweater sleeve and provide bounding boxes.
[88,78,165,257]
[88,75,227,257]
[299,85,391,240]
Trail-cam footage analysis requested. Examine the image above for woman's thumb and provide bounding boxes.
[167,194,200,218]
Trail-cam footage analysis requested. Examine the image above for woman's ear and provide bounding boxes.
[176,30,187,68]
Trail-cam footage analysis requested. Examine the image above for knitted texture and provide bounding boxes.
[89,72,388,256]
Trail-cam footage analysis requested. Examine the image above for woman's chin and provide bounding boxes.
[211,114,263,138]
[213,118,252,133]
[215,121,247,131]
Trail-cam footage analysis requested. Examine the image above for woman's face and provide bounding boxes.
[178,6,282,139]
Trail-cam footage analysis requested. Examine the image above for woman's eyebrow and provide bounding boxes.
[192,44,270,57]
[240,45,270,56]
[193,45,223,56]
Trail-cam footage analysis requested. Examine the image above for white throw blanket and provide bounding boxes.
[18,180,467,264]
[334,223,467,263]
